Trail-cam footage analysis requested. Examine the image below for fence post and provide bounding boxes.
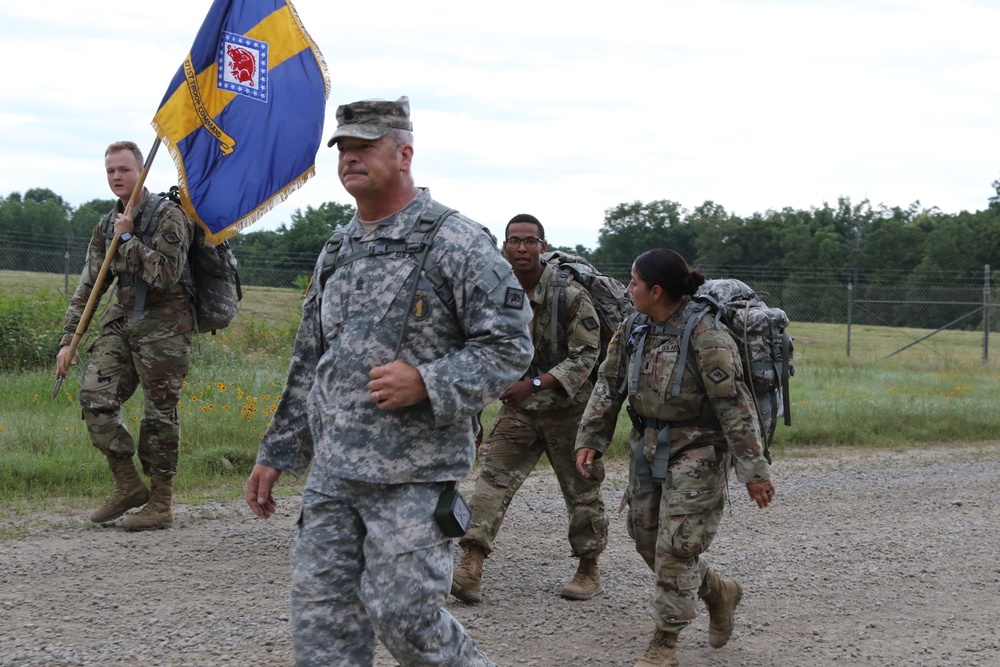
[846,281,853,358]
[63,238,71,297]
[984,264,991,364]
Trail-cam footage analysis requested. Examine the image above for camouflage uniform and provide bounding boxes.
[257,188,533,666]
[576,295,770,633]
[61,189,195,476]
[461,260,608,559]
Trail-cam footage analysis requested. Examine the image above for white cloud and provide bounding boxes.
[2,0,999,249]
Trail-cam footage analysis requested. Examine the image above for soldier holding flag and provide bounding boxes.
[56,140,195,531]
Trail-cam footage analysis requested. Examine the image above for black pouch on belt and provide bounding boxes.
[435,481,472,538]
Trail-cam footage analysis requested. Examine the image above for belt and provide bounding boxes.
[632,413,722,493]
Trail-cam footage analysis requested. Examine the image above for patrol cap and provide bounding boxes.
[326,96,413,147]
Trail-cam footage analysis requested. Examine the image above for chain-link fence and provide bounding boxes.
[2,235,314,292]
[5,239,997,364]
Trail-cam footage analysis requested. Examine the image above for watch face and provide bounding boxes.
[532,378,542,389]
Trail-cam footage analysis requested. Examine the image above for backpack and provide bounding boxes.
[623,277,793,460]
[101,187,242,334]
[542,251,633,381]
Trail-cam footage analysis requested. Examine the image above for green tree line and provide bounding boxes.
[4,182,1000,290]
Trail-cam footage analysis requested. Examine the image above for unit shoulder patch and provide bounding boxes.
[504,286,525,310]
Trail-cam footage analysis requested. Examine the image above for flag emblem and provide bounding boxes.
[219,32,269,102]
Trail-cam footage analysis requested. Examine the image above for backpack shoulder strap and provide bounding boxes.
[669,299,714,397]
[391,202,456,357]
[317,202,457,292]
[621,311,647,396]
[548,266,571,360]
[318,228,349,291]
[137,194,169,241]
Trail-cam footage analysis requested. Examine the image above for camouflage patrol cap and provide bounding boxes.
[326,96,413,147]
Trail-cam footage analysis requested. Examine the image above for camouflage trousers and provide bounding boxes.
[460,402,609,559]
[291,481,496,667]
[79,322,192,476]
[626,439,726,633]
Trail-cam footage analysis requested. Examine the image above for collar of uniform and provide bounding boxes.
[529,260,557,306]
[349,187,433,242]
[661,294,693,326]
[116,187,151,215]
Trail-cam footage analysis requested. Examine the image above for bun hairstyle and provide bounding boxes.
[633,249,705,301]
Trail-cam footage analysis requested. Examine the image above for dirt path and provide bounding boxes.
[2,443,999,666]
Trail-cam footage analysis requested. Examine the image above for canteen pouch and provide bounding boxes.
[435,481,471,538]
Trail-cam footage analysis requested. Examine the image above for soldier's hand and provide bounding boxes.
[746,480,775,509]
[575,447,599,478]
[246,464,281,518]
[113,212,135,236]
[368,360,428,410]
[55,345,77,380]
[499,380,533,407]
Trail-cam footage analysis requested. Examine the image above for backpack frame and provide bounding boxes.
[542,251,633,381]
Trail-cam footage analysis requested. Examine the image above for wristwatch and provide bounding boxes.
[531,377,543,392]
[120,232,134,242]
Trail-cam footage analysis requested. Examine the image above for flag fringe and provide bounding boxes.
[150,122,317,247]
[287,0,330,102]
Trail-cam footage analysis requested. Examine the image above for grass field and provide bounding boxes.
[2,270,999,510]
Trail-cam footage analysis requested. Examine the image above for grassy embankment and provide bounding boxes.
[2,270,999,514]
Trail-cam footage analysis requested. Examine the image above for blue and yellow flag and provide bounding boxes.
[152,0,329,244]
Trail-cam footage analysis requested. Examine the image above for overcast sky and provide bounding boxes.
[2,0,999,248]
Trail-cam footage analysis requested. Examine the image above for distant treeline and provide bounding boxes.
[4,185,1000,290]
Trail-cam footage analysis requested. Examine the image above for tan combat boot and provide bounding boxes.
[559,556,603,600]
[451,543,486,603]
[90,456,149,523]
[634,629,679,667]
[700,567,743,648]
[122,474,173,531]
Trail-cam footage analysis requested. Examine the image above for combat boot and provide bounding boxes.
[451,543,486,603]
[700,567,743,648]
[122,474,173,531]
[559,556,603,600]
[634,629,679,667]
[89,456,149,523]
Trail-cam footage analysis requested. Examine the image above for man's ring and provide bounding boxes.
[375,390,380,401]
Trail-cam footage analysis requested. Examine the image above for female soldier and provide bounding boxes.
[574,248,775,667]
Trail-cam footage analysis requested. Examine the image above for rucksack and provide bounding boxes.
[622,277,793,460]
[542,251,633,381]
[101,187,242,334]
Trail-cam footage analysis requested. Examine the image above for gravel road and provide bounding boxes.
[2,443,999,666]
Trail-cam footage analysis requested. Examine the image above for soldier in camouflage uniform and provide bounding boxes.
[451,213,609,604]
[245,97,533,667]
[574,248,776,667]
[55,140,195,532]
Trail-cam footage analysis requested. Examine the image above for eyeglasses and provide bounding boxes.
[504,236,542,248]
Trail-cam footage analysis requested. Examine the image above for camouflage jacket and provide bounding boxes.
[257,189,534,486]
[518,261,600,411]
[576,296,770,485]
[60,189,195,347]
